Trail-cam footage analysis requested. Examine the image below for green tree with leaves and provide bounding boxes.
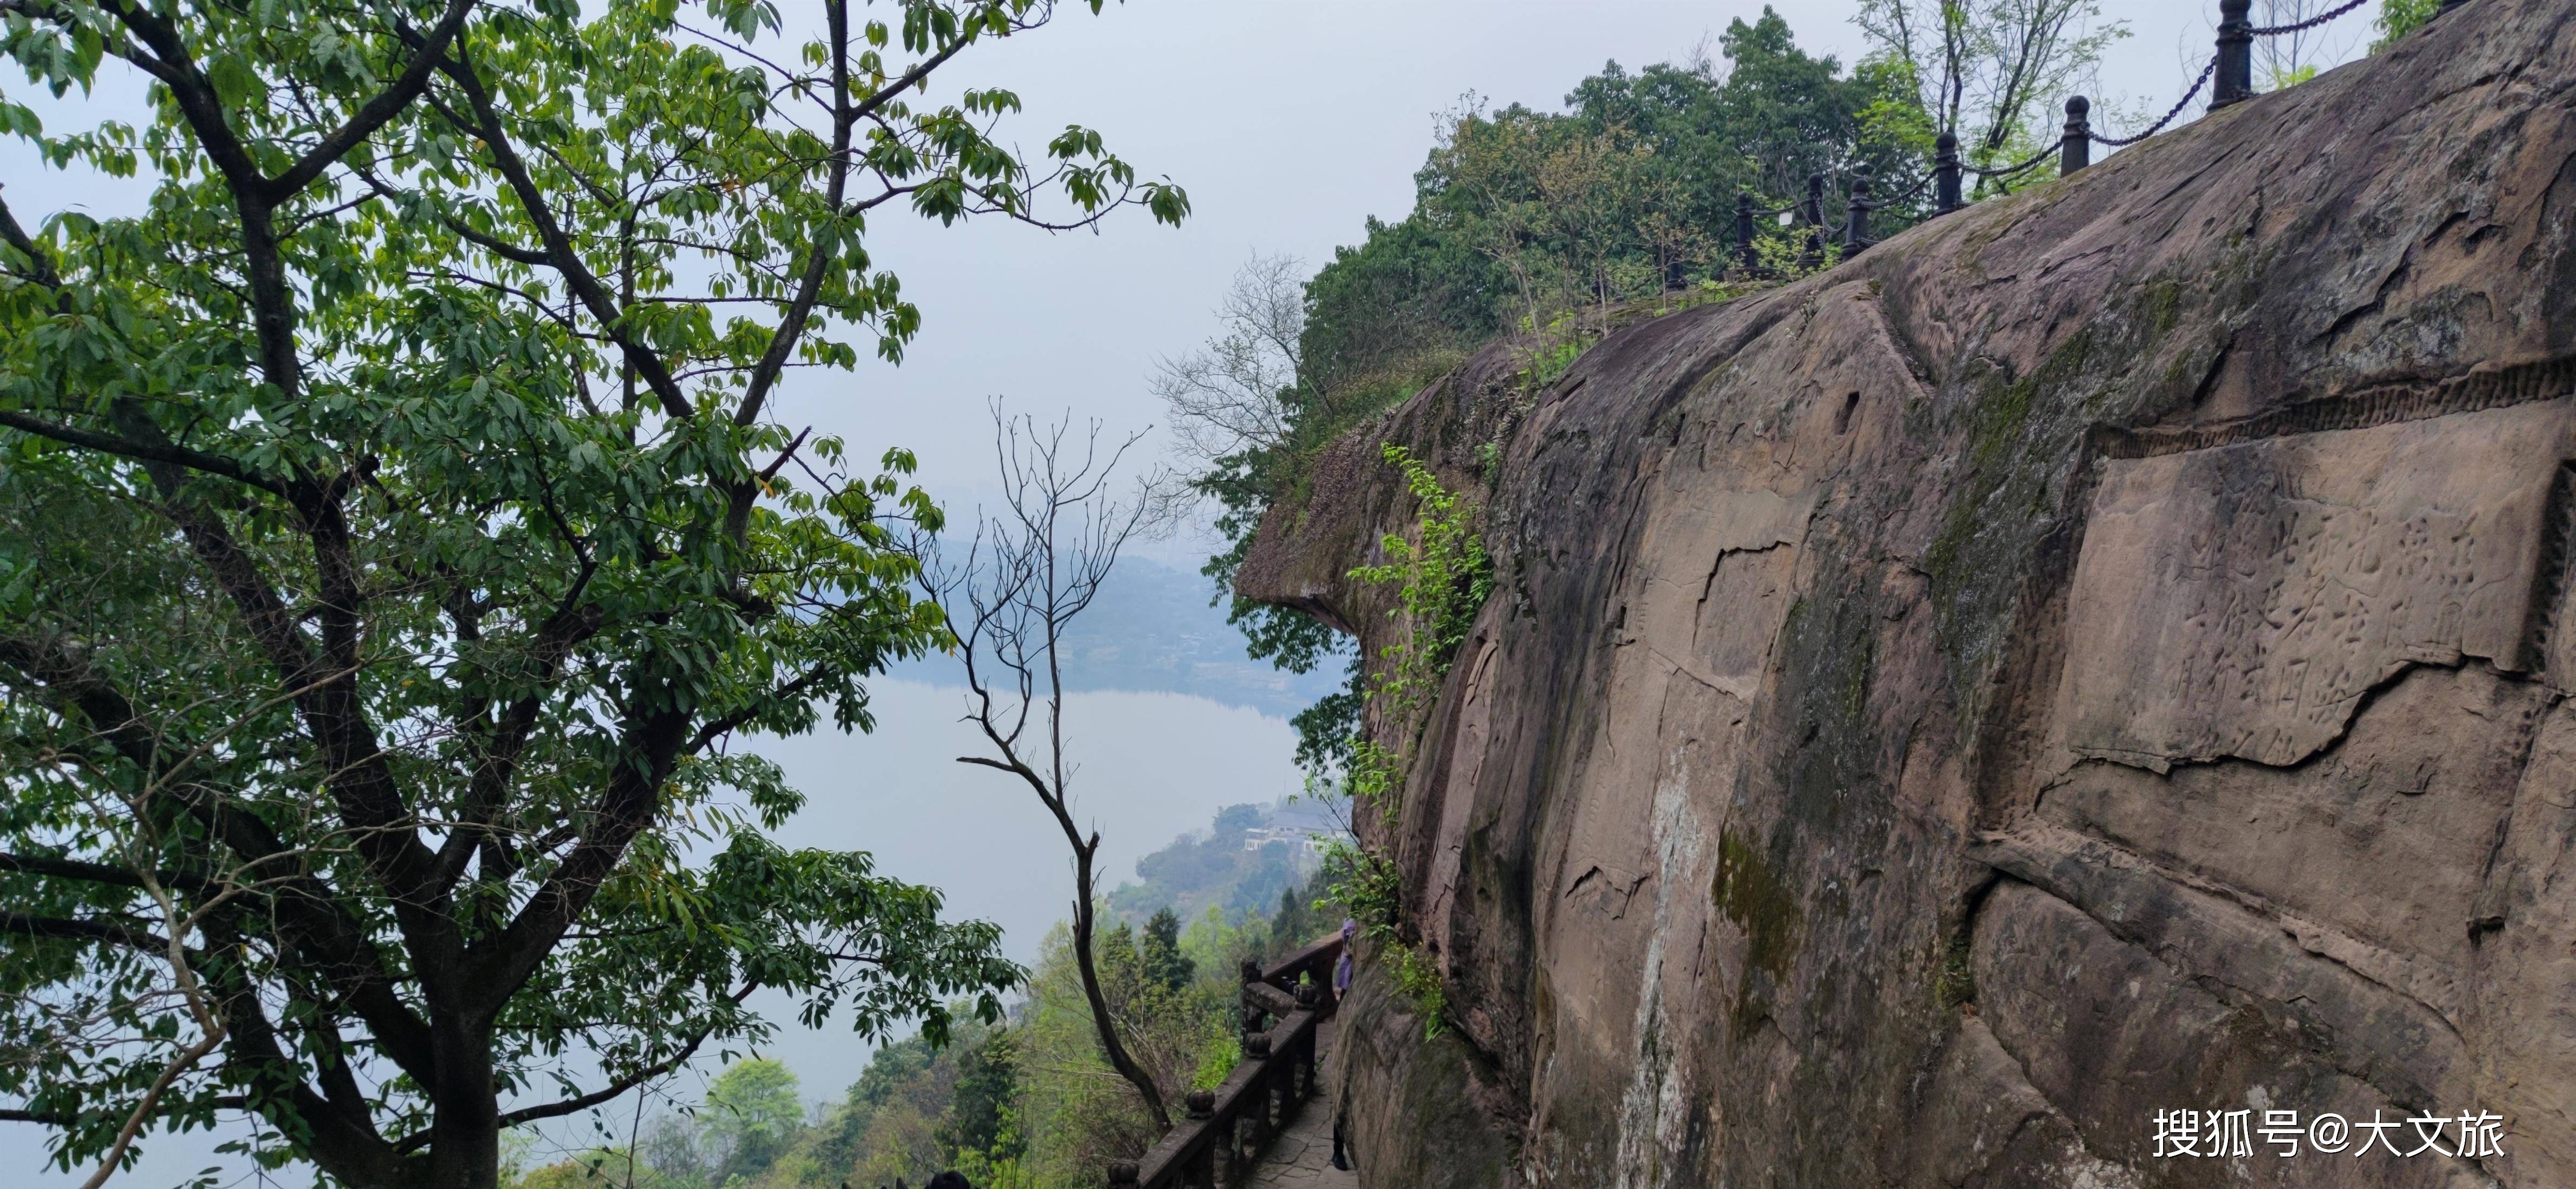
[2374,0,2440,50]
[937,1027,1020,1167]
[1854,0,2126,190]
[0,0,1182,1185]
[702,1059,805,1183]
[1137,907,1192,993]
[1012,921,1229,1180]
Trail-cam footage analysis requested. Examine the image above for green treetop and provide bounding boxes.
[0,1,1182,1186]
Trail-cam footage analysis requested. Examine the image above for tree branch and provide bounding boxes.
[0,852,213,893]
[89,0,305,398]
[0,409,291,498]
[0,636,440,1084]
[266,0,479,200]
[349,163,551,266]
[89,401,449,984]
[436,47,697,420]
[470,700,689,1011]
[394,983,754,1152]
[0,187,62,288]
[0,911,160,952]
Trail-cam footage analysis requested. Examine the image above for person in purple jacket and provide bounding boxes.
[1330,918,1357,1171]
[1333,917,1357,1000]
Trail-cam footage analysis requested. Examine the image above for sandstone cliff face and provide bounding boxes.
[1240,3,2576,1185]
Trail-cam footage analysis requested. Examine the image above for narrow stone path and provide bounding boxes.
[1245,1021,1358,1188]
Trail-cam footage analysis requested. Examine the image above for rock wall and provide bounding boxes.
[1239,3,2576,1185]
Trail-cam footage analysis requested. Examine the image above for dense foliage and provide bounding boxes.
[505,874,1332,1189]
[2375,0,2441,48]
[1301,11,1921,400]
[0,0,1178,1185]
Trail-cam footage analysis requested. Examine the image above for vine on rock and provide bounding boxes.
[1320,443,1494,1038]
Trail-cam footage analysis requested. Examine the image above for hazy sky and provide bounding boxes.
[2,0,2367,528]
[2,1,2374,1183]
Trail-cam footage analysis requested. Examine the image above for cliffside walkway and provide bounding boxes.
[1242,1019,1356,1189]
[1107,935,1350,1189]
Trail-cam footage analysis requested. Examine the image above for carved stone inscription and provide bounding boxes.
[2058,400,2572,771]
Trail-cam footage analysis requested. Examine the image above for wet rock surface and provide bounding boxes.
[1243,2,2576,1185]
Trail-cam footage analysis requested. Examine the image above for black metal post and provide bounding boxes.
[1934,130,1961,214]
[2060,96,2091,175]
[2213,0,2253,109]
[1842,165,1872,257]
[1734,190,1757,275]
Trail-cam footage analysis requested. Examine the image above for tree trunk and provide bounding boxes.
[1069,838,1173,1133]
[426,1022,502,1189]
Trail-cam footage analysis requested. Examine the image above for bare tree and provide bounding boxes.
[1151,253,1310,470]
[918,407,1178,1134]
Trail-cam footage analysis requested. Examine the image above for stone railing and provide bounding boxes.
[1104,933,1345,1189]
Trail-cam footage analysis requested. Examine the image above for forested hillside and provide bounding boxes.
[1104,801,1341,926]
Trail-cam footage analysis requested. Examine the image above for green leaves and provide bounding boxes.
[203,51,265,109]
[1350,443,1493,728]
[0,0,1180,1181]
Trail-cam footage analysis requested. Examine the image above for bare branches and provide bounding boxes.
[2254,0,2361,87]
[0,631,443,1088]
[1152,253,1309,469]
[71,839,239,1189]
[920,403,1177,1133]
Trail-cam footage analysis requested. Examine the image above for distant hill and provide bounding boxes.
[1107,798,1349,926]
[888,557,1349,719]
